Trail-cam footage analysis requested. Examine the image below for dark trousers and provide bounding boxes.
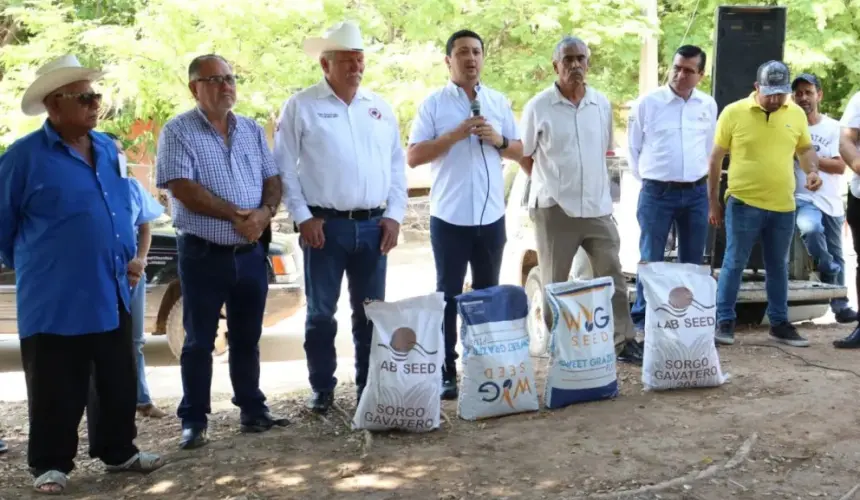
[430,215,506,371]
[22,305,138,477]
[631,179,709,327]
[846,192,860,324]
[176,234,269,430]
[303,217,387,392]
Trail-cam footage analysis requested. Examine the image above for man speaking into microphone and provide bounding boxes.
[407,29,522,400]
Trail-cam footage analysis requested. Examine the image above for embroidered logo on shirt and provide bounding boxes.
[317,112,339,118]
[368,108,382,120]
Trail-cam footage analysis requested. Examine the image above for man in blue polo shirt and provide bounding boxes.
[0,55,162,494]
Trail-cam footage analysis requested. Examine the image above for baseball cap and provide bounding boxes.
[756,60,791,96]
[791,73,821,90]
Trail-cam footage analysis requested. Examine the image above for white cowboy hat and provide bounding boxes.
[303,21,377,59]
[21,55,104,116]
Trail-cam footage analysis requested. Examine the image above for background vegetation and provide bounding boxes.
[0,0,858,154]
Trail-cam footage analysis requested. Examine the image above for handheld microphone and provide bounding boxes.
[470,99,481,117]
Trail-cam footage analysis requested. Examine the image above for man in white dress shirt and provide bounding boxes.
[407,29,523,400]
[274,21,408,413]
[626,45,717,333]
[836,90,860,348]
[791,74,857,326]
[520,36,640,364]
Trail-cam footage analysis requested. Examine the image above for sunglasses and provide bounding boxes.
[195,74,238,86]
[53,92,102,106]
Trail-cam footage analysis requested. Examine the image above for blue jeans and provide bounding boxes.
[631,180,709,327]
[303,217,387,392]
[717,197,794,324]
[176,234,269,430]
[795,199,849,313]
[131,275,152,406]
[430,216,506,370]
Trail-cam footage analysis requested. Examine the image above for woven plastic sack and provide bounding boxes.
[455,285,539,420]
[544,277,618,409]
[352,292,445,432]
[639,262,728,391]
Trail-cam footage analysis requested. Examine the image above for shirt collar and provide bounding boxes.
[660,85,703,104]
[445,80,483,98]
[194,106,237,134]
[41,119,99,148]
[316,78,371,101]
[747,91,789,110]
[552,83,596,106]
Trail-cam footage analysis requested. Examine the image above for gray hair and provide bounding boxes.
[188,54,231,80]
[321,51,336,62]
[552,36,590,62]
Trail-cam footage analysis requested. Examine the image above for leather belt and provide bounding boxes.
[180,233,257,254]
[644,176,707,189]
[309,206,384,221]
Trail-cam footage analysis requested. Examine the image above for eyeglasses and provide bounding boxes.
[53,92,102,106]
[195,74,238,86]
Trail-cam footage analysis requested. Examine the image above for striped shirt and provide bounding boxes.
[156,108,278,245]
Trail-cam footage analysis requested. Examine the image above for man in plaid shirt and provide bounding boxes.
[156,54,288,449]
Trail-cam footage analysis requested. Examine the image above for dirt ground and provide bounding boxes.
[1,323,860,500]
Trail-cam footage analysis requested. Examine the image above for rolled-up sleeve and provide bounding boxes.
[384,105,408,224]
[626,98,644,181]
[256,124,279,179]
[519,98,540,157]
[0,150,23,268]
[501,98,520,141]
[155,125,195,188]
[273,97,313,225]
[130,178,165,225]
[407,97,436,145]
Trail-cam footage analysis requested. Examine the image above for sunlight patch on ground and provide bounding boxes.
[146,480,175,494]
[215,475,236,485]
[275,475,305,487]
[334,474,404,491]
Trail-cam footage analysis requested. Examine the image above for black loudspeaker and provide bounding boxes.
[711,6,787,114]
[706,5,787,271]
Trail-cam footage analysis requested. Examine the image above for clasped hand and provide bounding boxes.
[451,116,503,147]
[233,208,270,242]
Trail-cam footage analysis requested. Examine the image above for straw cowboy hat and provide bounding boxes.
[21,55,104,116]
[303,21,378,59]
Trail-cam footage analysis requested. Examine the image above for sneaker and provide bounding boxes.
[137,404,167,419]
[834,308,859,324]
[0,438,7,454]
[769,322,810,347]
[617,340,643,365]
[715,321,735,345]
[441,366,458,401]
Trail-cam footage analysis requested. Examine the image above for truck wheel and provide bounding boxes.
[525,266,550,357]
[165,297,228,360]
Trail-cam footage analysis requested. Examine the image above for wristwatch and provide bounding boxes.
[497,136,509,151]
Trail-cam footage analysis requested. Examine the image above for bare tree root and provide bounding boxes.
[361,430,373,459]
[441,410,452,426]
[839,484,860,500]
[331,402,353,429]
[568,433,758,499]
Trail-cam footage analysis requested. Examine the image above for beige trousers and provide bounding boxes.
[533,205,635,349]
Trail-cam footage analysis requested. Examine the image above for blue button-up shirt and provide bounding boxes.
[156,108,279,245]
[129,176,164,238]
[0,121,136,338]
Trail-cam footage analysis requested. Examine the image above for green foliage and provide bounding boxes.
[2,0,860,150]
[655,0,860,116]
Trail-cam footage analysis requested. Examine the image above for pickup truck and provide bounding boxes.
[499,156,848,356]
[0,213,306,360]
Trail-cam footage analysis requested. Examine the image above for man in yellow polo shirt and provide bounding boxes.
[707,61,822,347]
